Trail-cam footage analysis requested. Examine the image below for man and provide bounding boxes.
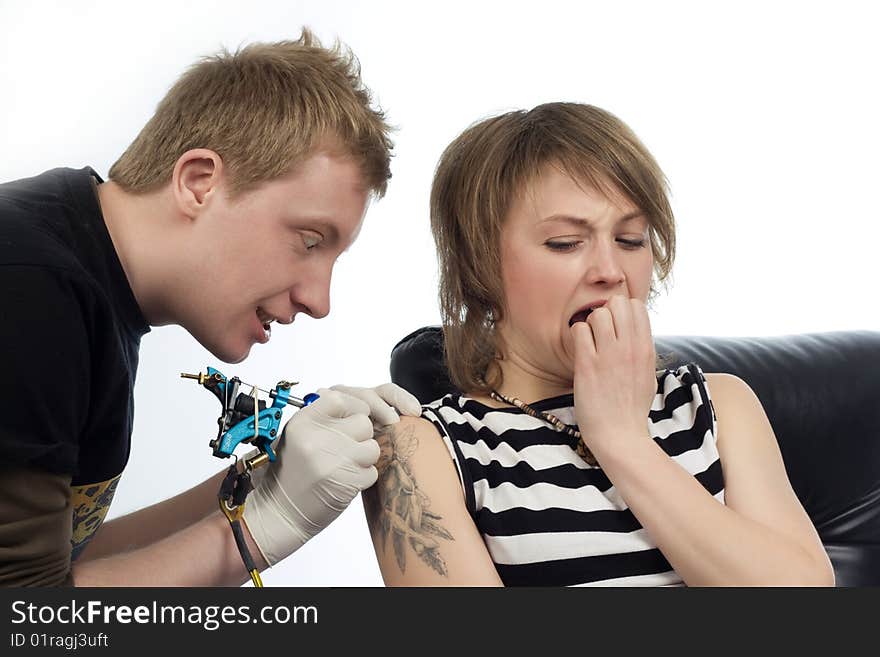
[0,29,419,586]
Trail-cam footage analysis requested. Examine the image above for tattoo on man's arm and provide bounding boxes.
[363,423,454,576]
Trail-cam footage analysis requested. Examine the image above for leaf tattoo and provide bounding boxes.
[363,423,454,576]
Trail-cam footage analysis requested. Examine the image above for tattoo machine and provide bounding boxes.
[180,366,319,586]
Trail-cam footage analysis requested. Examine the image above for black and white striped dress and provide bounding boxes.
[421,363,724,586]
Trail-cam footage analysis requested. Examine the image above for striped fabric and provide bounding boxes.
[421,363,724,586]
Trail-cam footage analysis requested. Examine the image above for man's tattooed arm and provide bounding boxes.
[363,422,454,577]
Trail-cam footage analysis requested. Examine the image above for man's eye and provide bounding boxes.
[544,240,581,252]
[302,232,323,250]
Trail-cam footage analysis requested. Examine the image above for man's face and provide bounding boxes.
[183,150,370,363]
[497,164,654,383]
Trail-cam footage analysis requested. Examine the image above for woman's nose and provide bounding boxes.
[582,240,626,287]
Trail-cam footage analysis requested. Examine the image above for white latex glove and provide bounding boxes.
[327,382,422,427]
[242,383,421,566]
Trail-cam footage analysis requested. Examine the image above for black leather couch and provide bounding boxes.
[389,326,880,586]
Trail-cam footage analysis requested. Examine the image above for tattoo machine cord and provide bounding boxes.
[181,367,318,587]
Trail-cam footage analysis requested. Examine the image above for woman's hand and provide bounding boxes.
[571,295,657,452]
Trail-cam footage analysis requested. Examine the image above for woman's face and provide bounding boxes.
[496,165,655,385]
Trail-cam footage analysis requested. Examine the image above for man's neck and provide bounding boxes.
[95,180,178,326]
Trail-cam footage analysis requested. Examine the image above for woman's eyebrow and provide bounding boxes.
[539,211,645,227]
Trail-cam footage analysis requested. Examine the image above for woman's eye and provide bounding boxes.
[617,238,647,249]
[545,240,581,252]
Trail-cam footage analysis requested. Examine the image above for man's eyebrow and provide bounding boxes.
[539,211,646,227]
[295,219,341,244]
[309,219,364,253]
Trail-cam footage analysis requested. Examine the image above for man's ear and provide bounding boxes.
[171,149,224,219]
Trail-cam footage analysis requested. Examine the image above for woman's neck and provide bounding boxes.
[487,353,573,405]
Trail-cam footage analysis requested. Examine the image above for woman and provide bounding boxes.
[363,102,833,586]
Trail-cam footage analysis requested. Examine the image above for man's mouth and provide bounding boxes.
[256,308,274,338]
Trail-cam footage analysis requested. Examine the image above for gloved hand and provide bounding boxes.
[242,383,421,566]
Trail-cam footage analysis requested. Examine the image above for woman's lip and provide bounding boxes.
[568,300,608,326]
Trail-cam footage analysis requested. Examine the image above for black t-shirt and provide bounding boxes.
[0,167,149,564]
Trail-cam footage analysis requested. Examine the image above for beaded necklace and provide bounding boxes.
[488,389,597,466]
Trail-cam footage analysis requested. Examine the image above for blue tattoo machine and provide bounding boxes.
[180,366,319,472]
[180,367,320,587]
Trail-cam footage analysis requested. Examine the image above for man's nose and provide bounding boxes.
[292,268,332,320]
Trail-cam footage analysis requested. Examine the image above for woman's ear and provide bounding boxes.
[171,149,224,219]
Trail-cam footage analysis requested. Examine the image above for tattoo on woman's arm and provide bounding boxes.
[363,423,454,576]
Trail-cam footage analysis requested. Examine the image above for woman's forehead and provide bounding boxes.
[510,166,640,223]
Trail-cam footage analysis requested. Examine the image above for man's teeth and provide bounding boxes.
[257,310,274,328]
[258,314,272,338]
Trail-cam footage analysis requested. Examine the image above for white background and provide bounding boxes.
[1,0,878,586]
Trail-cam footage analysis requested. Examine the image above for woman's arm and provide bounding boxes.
[362,415,503,586]
[593,373,834,586]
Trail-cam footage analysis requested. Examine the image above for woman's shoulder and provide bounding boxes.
[423,391,464,410]
[658,362,749,391]
[376,415,449,471]
[701,372,759,414]
[395,412,443,437]
[423,391,501,417]
[653,362,725,420]
[656,362,711,394]
[420,391,523,444]
[409,392,494,438]
[663,364,763,429]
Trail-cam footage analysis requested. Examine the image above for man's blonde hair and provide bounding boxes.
[431,102,676,394]
[109,29,392,197]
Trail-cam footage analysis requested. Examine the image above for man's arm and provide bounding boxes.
[0,465,263,586]
[75,384,421,585]
[72,507,265,587]
[363,416,503,586]
[0,384,418,586]
[0,467,73,586]
[78,468,228,562]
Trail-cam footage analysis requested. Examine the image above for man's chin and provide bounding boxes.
[218,350,249,365]
[218,343,252,364]
[198,336,251,364]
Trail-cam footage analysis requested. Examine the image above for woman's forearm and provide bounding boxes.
[593,436,833,586]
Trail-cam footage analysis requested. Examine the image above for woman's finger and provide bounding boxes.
[606,295,633,343]
[586,304,616,349]
[571,320,597,360]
